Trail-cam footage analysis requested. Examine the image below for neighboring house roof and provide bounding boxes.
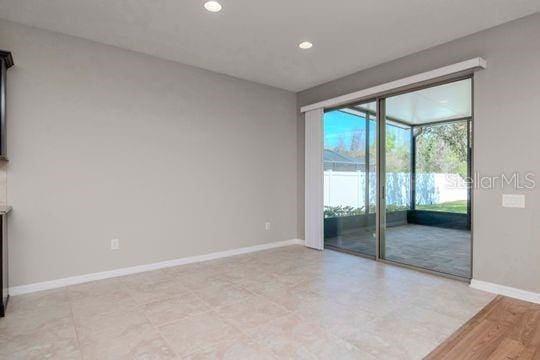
[324,149,366,166]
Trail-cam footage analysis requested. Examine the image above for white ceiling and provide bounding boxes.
[1,1,539,91]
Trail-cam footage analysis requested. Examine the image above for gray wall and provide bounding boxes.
[0,20,299,287]
[298,13,540,293]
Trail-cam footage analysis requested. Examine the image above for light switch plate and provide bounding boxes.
[502,194,525,208]
[111,238,120,250]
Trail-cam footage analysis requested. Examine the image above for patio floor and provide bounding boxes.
[324,224,471,278]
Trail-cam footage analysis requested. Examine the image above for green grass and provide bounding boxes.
[416,200,467,213]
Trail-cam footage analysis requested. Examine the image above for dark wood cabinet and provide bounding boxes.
[1,50,14,160]
[0,210,10,317]
[0,49,13,317]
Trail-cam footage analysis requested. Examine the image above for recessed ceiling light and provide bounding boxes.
[298,41,313,50]
[204,1,222,12]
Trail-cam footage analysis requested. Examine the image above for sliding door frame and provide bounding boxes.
[375,98,385,261]
[322,74,474,282]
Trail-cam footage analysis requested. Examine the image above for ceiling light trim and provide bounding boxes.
[299,41,313,50]
[300,57,487,113]
[204,1,222,12]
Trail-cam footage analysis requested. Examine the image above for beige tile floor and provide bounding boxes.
[0,246,495,359]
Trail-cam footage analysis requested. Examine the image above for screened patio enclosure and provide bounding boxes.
[323,78,472,278]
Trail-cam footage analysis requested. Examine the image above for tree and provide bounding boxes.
[349,126,365,153]
[416,121,468,178]
[385,127,411,173]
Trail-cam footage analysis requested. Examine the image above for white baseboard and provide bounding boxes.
[9,238,305,296]
[470,279,540,304]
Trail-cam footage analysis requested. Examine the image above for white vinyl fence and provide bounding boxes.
[324,171,467,209]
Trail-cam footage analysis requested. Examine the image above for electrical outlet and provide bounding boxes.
[111,238,120,250]
[265,222,271,231]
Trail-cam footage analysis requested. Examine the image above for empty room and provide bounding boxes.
[0,1,539,359]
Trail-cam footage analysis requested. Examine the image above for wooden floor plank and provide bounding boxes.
[515,346,537,360]
[509,308,540,348]
[439,319,510,359]
[426,296,503,358]
[426,296,540,360]
[485,297,531,326]
[487,338,524,360]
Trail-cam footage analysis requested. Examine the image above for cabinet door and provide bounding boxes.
[1,216,7,315]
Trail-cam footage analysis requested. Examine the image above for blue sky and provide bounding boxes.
[324,110,410,151]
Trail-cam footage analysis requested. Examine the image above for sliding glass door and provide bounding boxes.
[323,78,472,279]
[323,101,377,257]
[380,78,472,278]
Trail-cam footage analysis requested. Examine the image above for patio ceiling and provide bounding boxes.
[354,79,472,126]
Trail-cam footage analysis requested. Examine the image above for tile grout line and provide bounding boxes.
[147,275,233,358]
[204,272,323,359]
[152,268,291,358]
[212,307,293,359]
[66,287,85,360]
[72,275,180,358]
[124,270,194,359]
[139,300,182,359]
